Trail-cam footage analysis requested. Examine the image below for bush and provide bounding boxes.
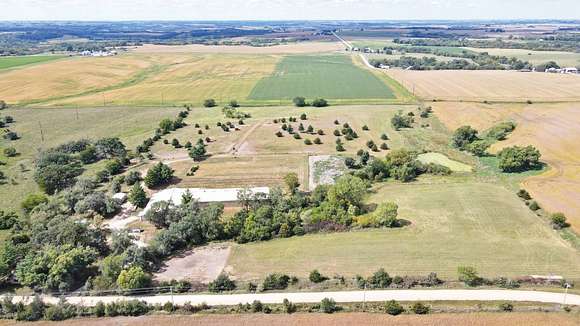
[144,162,174,188]
[21,193,48,213]
[551,212,569,229]
[380,143,389,150]
[319,298,338,313]
[128,183,148,208]
[336,143,345,152]
[458,266,482,287]
[309,270,328,283]
[384,300,405,315]
[293,97,307,107]
[251,300,263,312]
[44,300,77,321]
[105,159,123,175]
[312,98,328,107]
[117,266,151,290]
[293,133,301,140]
[313,137,322,144]
[529,200,540,211]
[262,273,290,290]
[362,125,369,131]
[275,131,283,137]
[282,298,297,314]
[125,170,141,186]
[452,125,479,149]
[3,131,18,141]
[391,112,413,130]
[300,113,307,120]
[208,273,236,292]
[498,302,514,312]
[368,268,392,288]
[3,147,17,157]
[497,145,541,172]
[410,302,430,314]
[203,99,217,107]
[304,139,312,145]
[0,210,18,229]
[517,189,531,200]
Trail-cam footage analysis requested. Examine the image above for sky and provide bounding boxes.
[0,0,578,21]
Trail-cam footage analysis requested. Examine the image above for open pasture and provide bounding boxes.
[0,55,66,70]
[432,101,580,232]
[387,69,580,102]
[248,54,397,102]
[0,106,181,212]
[228,181,580,280]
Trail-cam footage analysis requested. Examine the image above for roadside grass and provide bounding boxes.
[248,54,396,101]
[0,106,181,212]
[228,180,580,280]
[0,55,66,70]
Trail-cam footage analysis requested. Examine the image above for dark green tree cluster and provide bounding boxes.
[497,145,541,172]
[144,162,174,188]
[391,112,414,130]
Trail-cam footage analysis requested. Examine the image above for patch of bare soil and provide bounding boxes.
[13,312,580,326]
[154,243,231,283]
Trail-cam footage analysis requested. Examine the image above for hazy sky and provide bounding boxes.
[0,0,578,21]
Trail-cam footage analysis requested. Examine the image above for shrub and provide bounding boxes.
[300,113,307,120]
[275,131,283,137]
[117,266,151,290]
[262,273,290,290]
[251,300,263,312]
[334,120,339,125]
[391,112,413,130]
[21,193,48,213]
[362,125,369,131]
[336,143,345,152]
[128,183,148,208]
[517,189,531,200]
[333,129,341,136]
[317,129,324,135]
[171,138,180,148]
[282,298,297,314]
[529,200,540,211]
[304,139,312,145]
[452,125,479,149]
[498,302,514,312]
[380,143,389,150]
[125,171,141,186]
[293,97,307,107]
[203,99,217,107]
[384,300,405,315]
[411,302,430,314]
[551,213,569,229]
[144,162,174,188]
[368,268,392,288]
[312,98,328,107]
[3,131,18,140]
[313,137,322,144]
[380,133,389,140]
[458,266,482,287]
[319,298,338,313]
[3,147,17,157]
[105,159,123,175]
[497,145,541,172]
[293,133,301,140]
[0,210,18,229]
[208,273,236,292]
[309,270,328,283]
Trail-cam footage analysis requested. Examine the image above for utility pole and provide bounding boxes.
[362,283,367,311]
[38,122,45,142]
[563,282,571,305]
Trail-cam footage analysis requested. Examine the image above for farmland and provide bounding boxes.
[386,69,580,102]
[0,55,66,70]
[248,54,396,102]
[228,181,580,280]
[0,106,182,211]
[466,47,580,67]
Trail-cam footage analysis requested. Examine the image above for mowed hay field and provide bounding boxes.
[151,105,413,190]
[432,102,580,232]
[9,313,580,326]
[228,182,580,280]
[248,54,397,102]
[49,54,279,107]
[387,69,580,102]
[0,106,181,211]
[0,55,66,70]
[0,55,154,104]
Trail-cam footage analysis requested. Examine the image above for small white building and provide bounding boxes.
[139,187,270,217]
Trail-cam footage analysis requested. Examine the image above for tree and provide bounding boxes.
[320,298,338,313]
[466,140,489,156]
[229,100,240,108]
[313,137,322,144]
[128,183,148,208]
[3,147,16,157]
[203,99,217,108]
[262,273,290,290]
[309,269,327,283]
[391,112,413,130]
[336,143,345,152]
[159,119,174,134]
[189,143,207,162]
[292,97,307,107]
[300,113,307,120]
[368,268,392,288]
[327,175,368,210]
[380,133,389,140]
[208,273,236,292]
[34,160,83,195]
[144,162,174,188]
[497,145,541,172]
[125,171,141,186]
[452,126,479,149]
[312,98,328,107]
[373,202,399,227]
[94,138,127,159]
[304,139,312,145]
[384,300,405,315]
[457,266,482,286]
[79,146,97,164]
[551,213,569,229]
[0,210,18,230]
[116,266,151,290]
[104,159,123,175]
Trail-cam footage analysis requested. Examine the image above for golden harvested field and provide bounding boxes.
[432,102,580,231]
[386,69,580,102]
[132,41,343,54]
[0,55,153,104]
[43,54,279,107]
[466,47,580,67]
[11,312,579,326]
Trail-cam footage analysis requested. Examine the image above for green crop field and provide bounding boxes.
[228,180,580,280]
[0,55,65,70]
[248,54,396,101]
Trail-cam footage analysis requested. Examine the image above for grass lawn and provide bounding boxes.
[0,106,181,212]
[248,54,396,101]
[0,55,66,70]
[228,180,580,280]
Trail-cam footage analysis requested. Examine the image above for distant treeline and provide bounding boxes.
[393,37,580,53]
